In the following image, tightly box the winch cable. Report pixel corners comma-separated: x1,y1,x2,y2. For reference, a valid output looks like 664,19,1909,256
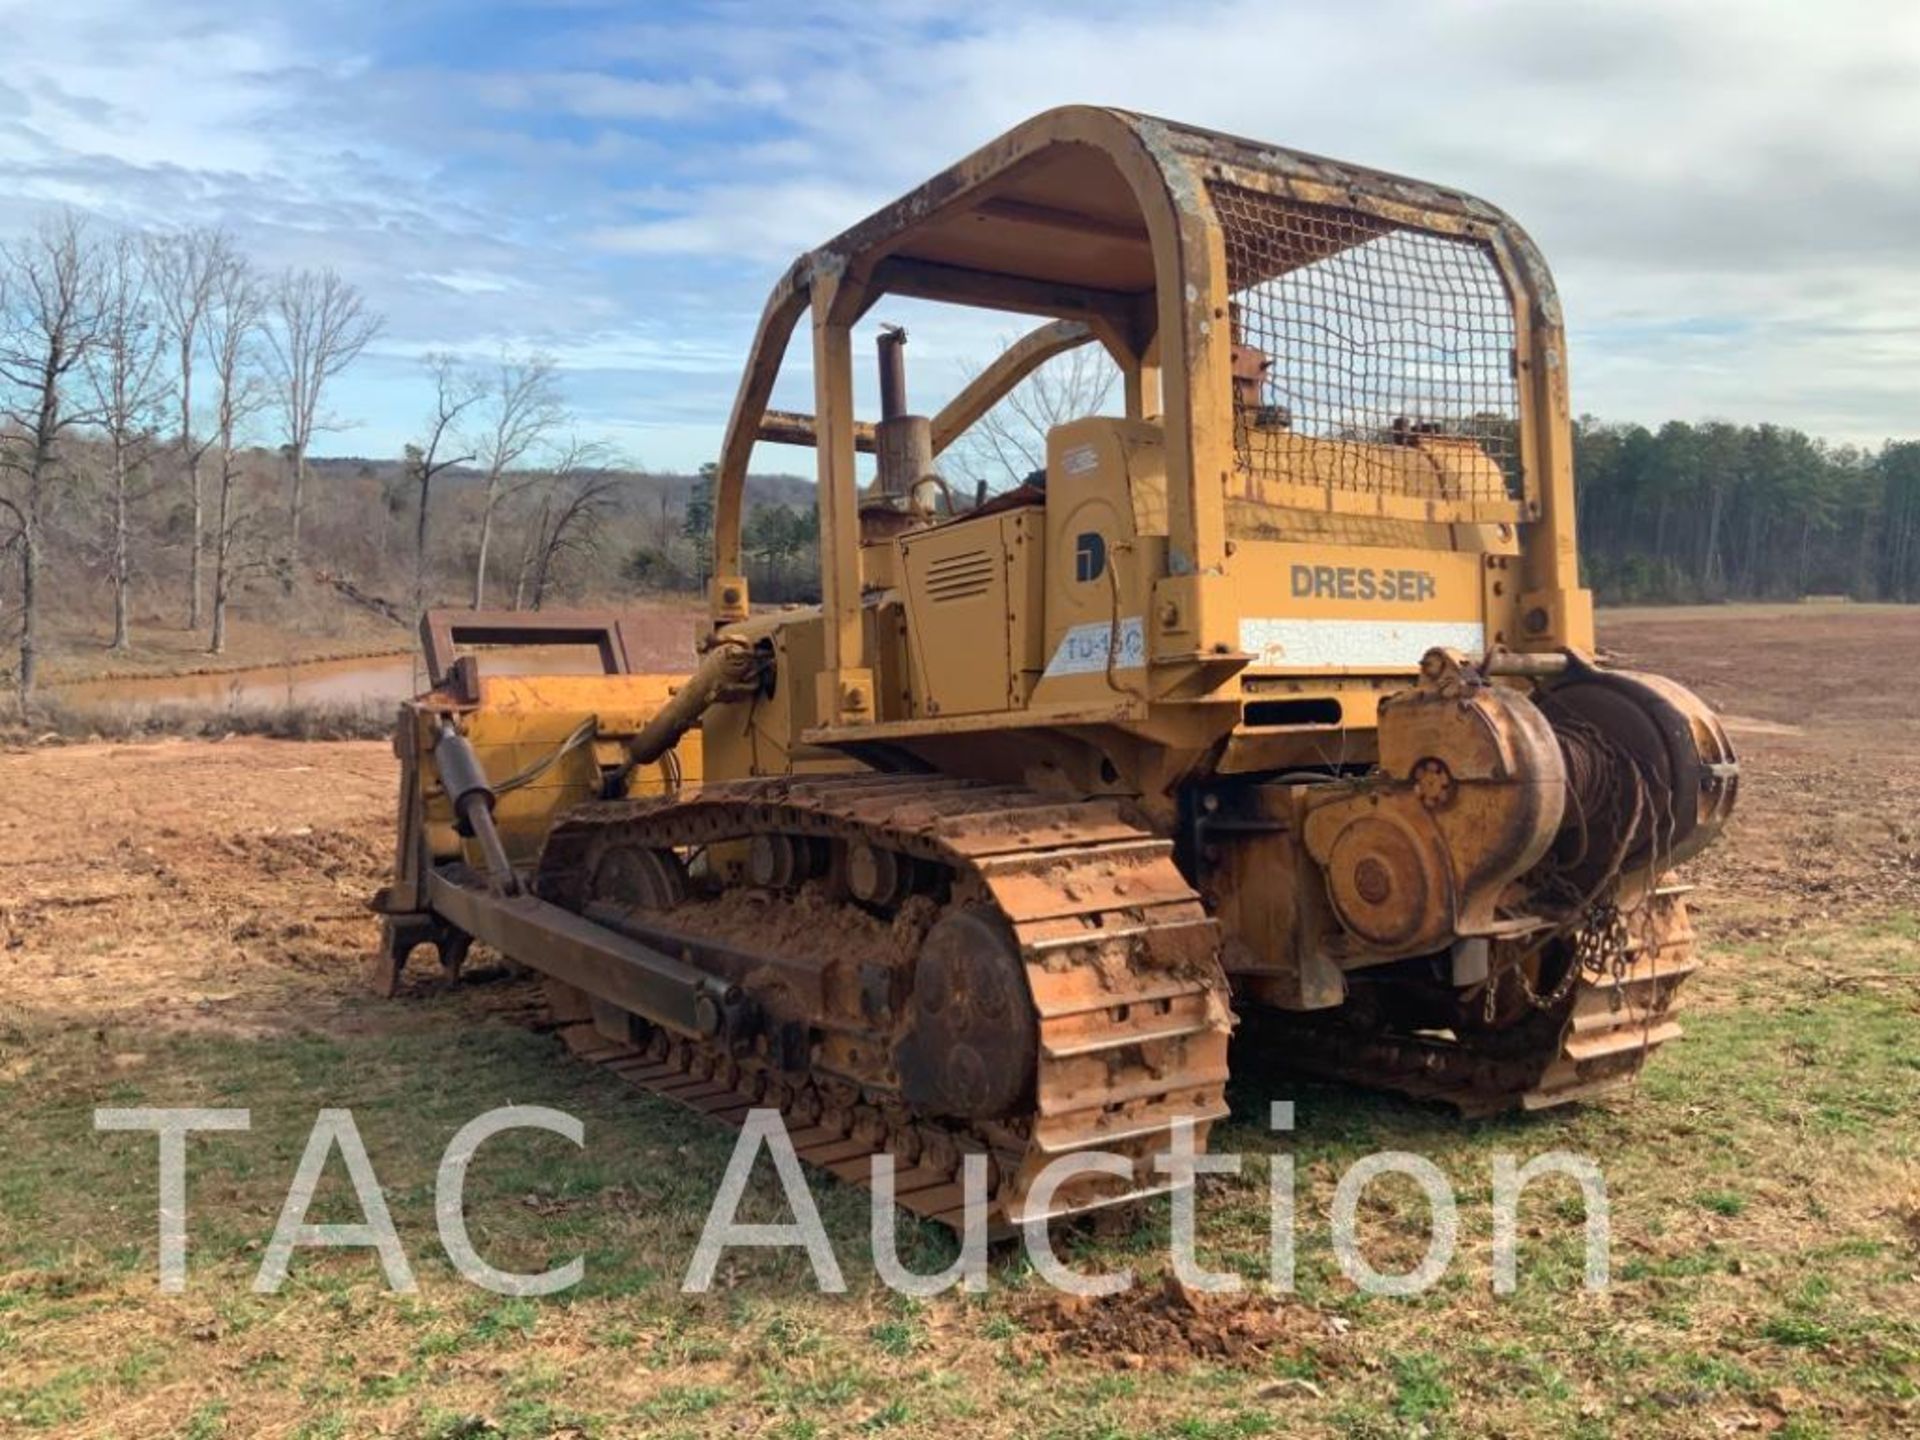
1483,713,1664,1020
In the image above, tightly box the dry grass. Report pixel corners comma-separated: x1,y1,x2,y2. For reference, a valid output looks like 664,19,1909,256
35,606,409,689
3,697,396,744
31,590,704,690
1,923,1913,1440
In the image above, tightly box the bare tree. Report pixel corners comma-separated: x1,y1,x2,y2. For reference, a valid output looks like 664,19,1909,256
267,267,382,563
512,437,618,610
943,343,1119,493
0,212,106,706
467,350,562,609
203,252,269,655
146,228,232,631
406,354,484,622
85,233,172,651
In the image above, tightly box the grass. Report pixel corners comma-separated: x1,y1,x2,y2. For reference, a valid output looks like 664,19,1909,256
1,916,1917,1438
2,696,394,743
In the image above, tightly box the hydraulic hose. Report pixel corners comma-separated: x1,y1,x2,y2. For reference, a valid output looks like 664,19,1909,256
628,637,761,768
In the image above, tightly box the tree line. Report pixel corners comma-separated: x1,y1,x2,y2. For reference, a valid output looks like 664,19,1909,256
620,462,821,604
394,352,626,620
0,212,641,711
663,413,1920,609
1574,418,1920,603
0,213,384,702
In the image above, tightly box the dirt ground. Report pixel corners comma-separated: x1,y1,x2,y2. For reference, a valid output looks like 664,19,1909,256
1598,604,1920,939
6,603,1912,1030
0,603,1915,1439
0,739,396,1043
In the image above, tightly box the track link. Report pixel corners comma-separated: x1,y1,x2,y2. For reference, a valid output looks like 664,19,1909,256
533,775,1236,1232
1264,885,1699,1116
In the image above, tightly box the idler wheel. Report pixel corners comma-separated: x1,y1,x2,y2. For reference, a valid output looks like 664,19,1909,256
894,908,1036,1120
591,845,688,908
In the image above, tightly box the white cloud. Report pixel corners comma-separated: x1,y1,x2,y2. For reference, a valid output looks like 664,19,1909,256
413,269,522,296
474,70,786,122
3,0,1917,463
573,0,1920,445
588,176,886,261
0,3,365,180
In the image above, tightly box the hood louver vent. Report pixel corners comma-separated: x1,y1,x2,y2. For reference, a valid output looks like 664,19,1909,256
925,549,995,602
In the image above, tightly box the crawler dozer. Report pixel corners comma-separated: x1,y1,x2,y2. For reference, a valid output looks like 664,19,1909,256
372,109,1738,1231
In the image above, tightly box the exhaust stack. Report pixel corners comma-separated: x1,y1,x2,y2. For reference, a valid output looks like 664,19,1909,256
872,325,934,498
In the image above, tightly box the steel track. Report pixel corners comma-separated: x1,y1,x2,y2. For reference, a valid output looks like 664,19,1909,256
531,774,1236,1232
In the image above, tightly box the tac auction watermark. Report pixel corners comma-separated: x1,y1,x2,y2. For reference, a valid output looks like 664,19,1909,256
91,1103,1611,1299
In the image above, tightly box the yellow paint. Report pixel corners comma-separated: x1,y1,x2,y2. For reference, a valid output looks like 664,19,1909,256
413,108,1599,865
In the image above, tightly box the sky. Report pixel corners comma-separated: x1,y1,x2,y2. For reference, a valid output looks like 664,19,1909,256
1,0,1916,470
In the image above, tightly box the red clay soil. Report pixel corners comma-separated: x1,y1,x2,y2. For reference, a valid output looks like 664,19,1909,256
1599,605,1920,935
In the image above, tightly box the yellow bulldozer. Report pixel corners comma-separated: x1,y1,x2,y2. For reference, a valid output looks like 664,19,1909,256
370,108,1738,1232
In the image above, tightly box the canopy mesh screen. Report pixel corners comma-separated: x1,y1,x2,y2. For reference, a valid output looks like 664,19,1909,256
1209,182,1522,503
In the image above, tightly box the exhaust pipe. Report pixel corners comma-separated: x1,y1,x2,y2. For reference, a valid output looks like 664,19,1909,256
873,325,934,498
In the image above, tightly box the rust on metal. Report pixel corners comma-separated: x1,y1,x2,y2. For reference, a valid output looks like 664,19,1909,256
418,608,632,690
758,409,878,453
521,774,1234,1230
373,107,1741,1238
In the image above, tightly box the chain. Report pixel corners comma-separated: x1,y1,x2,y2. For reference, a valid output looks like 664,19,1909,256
1576,897,1635,997
1482,707,1657,1022
1485,898,1618,1022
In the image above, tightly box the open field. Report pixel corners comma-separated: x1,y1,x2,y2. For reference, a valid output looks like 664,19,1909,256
36,596,704,689
18,599,707,744
1,606,1916,1439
